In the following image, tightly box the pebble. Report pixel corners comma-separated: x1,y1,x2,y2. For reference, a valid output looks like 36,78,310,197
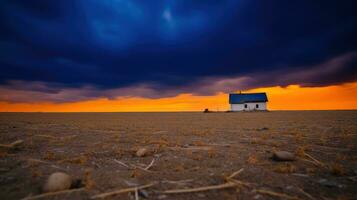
43,172,72,193
272,151,295,161
136,148,148,157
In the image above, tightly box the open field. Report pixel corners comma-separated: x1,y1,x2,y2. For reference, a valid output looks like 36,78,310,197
0,111,356,200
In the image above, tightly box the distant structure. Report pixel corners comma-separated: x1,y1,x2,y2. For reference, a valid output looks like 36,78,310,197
229,92,268,111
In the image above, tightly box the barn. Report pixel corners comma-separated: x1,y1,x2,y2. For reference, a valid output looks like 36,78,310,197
229,93,268,111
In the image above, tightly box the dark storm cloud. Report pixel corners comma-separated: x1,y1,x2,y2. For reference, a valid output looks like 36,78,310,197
0,0,357,102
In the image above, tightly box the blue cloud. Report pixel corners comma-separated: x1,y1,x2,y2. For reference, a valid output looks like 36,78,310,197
0,0,357,101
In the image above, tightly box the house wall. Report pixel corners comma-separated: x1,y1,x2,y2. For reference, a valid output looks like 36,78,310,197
230,102,267,111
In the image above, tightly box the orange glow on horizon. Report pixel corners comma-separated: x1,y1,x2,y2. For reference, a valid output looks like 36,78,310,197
1,82,357,112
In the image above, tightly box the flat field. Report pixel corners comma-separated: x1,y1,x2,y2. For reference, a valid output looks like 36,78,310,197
0,111,356,200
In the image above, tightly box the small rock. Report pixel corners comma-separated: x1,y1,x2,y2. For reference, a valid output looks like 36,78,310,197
136,148,148,157
43,172,72,193
272,151,295,161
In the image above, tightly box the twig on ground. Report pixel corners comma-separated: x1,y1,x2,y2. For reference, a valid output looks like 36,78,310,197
168,146,213,151
162,179,194,185
91,182,157,199
227,168,244,179
256,189,300,200
144,158,155,170
297,188,316,200
205,143,231,147
152,130,168,134
304,153,325,167
0,140,24,149
114,159,153,172
291,173,309,178
135,187,139,200
22,188,85,200
300,158,320,166
25,158,66,170
225,168,250,187
227,179,251,188
27,158,51,164
114,159,133,169
135,166,153,173
34,135,57,139
162,182,237,194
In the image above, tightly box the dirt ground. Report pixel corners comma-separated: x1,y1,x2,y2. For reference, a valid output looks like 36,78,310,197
0,111,356,200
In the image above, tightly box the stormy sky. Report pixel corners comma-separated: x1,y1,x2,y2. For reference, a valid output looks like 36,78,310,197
1,0,357,102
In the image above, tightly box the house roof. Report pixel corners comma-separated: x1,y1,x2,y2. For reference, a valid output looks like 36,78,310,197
229,93,268,104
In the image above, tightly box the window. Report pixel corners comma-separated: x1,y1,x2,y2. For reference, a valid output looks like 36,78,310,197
244,104,247,108
256,104,259,108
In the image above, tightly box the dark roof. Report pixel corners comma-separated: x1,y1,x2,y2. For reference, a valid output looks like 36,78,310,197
229,93,268,104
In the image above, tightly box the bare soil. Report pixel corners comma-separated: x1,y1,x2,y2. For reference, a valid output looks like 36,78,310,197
0,111,356,200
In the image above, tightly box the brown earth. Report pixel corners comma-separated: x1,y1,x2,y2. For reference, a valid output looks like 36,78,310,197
0,111,356,200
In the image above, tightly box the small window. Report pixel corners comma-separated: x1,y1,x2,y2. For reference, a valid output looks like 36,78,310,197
256,104,259,108
244,104,247,108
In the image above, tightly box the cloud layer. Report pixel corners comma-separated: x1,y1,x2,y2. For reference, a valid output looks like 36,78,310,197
1,52,356,103
0,0,357,102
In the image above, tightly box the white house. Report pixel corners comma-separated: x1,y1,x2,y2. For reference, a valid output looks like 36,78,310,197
229,92,268,111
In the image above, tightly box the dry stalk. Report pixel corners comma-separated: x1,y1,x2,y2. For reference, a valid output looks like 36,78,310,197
168,146,212,151
0,140,24,149
204,143,231,147
162,182,237,194
304,152,325,167
300,158,320,166
227,168,244,179
162,179,194,185
135,187,139,200
303,152,330,170
256,189,300,200
227,178,251,188
25,158,66,170
21,188,85,200
27,158,51,164
144,158,155,170
34,135,57,139
296,188,316,200
91,182,157,199
114,159,154,172
114,159,134,169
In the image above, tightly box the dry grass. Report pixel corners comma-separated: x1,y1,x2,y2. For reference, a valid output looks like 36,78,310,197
0,111,356,200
